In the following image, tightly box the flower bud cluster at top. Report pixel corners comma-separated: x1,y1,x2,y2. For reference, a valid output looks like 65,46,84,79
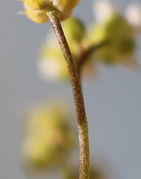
23,0,79,23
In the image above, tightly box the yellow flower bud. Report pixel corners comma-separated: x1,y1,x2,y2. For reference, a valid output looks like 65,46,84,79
63,17,86,44
53,0,79,12
25,9,49,23
59,10,72,21
22,101,75,170
23,0,80,23
39,44,68,80
23,0,79,11
23,136,49,169
88,15,135,66
23,0,50,10
62,17,86,56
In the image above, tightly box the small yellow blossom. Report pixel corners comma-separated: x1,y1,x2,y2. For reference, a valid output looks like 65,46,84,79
63,17,86,44
88,15,136,66
25,9,49,23
23,0,79,23
22,101,75,170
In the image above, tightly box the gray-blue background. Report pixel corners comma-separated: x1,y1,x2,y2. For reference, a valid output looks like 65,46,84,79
0,0,141,178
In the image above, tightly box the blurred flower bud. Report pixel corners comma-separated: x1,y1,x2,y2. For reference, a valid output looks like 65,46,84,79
93,0,116,23
23,0,79,23
118,55,139,72
88,15,136,67
125,3,141,33
39,36,68,81
62,17,86,56
23,136,51,170
88,24,108,45
22,101,75,171
63,17,86,44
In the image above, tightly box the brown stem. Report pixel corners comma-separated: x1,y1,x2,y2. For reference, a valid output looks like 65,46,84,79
77,40,109,74
47,10,89,179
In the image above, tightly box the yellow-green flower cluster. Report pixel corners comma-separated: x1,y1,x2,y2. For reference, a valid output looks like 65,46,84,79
23,0,79,23
90,0,138,69
38,14,138,81
88,14,136,66
22,102,75,170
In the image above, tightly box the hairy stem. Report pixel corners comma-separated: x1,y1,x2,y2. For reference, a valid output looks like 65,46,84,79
47,10,89,179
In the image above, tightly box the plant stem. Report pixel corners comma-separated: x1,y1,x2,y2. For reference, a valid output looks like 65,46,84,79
47,10,89,179
77,40,109,74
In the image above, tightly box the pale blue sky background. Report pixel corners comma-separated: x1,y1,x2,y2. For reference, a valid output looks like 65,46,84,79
0,0,141,178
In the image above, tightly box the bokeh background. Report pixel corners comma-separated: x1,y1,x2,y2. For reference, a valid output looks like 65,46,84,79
0,0,141,178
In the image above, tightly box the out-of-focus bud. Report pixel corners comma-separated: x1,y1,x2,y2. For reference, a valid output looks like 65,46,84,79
93,0,116,23
63,17,86,56
39,36,68,81
63,17,86,44
88,14,136,67
125,3,141,33
88,24,108,45
22,0,80,23
22,101,75,171
118,55,139,72
23,136,51,170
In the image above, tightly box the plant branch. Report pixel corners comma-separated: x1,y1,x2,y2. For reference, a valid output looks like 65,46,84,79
47,10,89,179
77,40,109,74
